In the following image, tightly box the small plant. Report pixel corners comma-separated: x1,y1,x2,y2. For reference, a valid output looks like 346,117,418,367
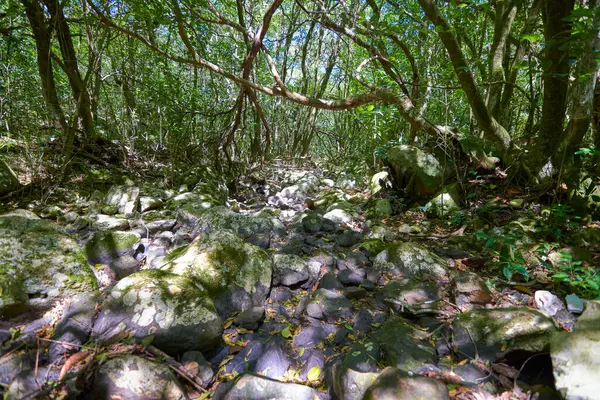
550,251,600,299
474,230,529,281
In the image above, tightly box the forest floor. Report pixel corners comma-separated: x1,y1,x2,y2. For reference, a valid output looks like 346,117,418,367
0,156,599,399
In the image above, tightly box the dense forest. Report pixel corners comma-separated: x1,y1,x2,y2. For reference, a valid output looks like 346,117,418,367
0,0,599,399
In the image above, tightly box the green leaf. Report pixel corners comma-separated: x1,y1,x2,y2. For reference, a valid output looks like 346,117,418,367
307,365,322,381
298,347,305,357
281,326,293,339
344,324,354,331
503,265,513,280
140,335,155,348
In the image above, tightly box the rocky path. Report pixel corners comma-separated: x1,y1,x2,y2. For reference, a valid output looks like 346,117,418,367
0,167,598,399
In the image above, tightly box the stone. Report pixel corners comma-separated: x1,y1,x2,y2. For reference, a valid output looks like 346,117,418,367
0,210,97,319
181,351,214,388
374,242,448,280
105,184,140,215
214,374,317,400
89,355,186,400
551,300,600,400
85,231,140,265
233,306,265,330
367,198,393,218
324,208,354,225
382,279,441,313
305,289,353,322
566,293,585,314
92,270,222,354
301,211,324,233
338,269,364,286
425,183,462,217
387,145,442,198
534,290,565,317
448,307,557,363
332,342,381,400
272,254,309,287
335,231,364,247
363,367,450,400
0,351,35,386
369,171,391,195
0,159,19,196
139,196,163,212
91,214,130,231
372,318,436,372
452,271,493,311
108,254,140,279
161,229,272,319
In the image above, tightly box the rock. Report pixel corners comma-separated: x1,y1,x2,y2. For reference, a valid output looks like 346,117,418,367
425,183,462,217
272,254,309,287
551,300,600,400
363,367,450,400
335,231,364,247
85,231,140,264
105,184,140,215
0,159,20,196
382,279,441,313
0,351,36,386
534,290,565,317
91,214,130,231
369,171,391,196
448,308,557,363
367,198,393,218
140,196,163,212
452,271,493,311
338,269,364,286
233,306,265,330
566,293,585,314
374,242,448,280
89,355,187,400
101,204,119,215
161,229,272,318
323,208,354,225
372,318,436,371
108,254,140,279
41,205,62,218
214,374,317,400
332,344,380,400
92,270,222,354
181,351,214,388
0,210,97,319
301,211,324,233
387,145,442,198
306,289,353,322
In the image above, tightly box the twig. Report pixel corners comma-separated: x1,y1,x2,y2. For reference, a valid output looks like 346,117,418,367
146,345,207,393
38,337,96,351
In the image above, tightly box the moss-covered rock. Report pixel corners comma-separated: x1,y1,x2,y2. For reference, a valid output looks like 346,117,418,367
161,229,272,318
105,184,140,215
92,270,222,354
424,183,462,218
369,171,391,196
363,367,449,400
365,198,393,219
387,145,442,199
448,307,557,363
85,231,140,264
89,355,186,400
0,210,97,318
373,242,448,280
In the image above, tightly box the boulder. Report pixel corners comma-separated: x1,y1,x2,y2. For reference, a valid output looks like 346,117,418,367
161,229,272,318
366,198,393,218
105,184,140,215
452,271,493,311
369,171,391,196
387,145,442,198
382,279,441,313
551,300,600,400
85,231,140,264
272,254,310,287
323,208,355,225
447,307,557,363
92,270,222,354
0,210,97,318
91,214,130,231
332,342,381,400
374,242,448,280
363,367,450,400
89,355,187,400
0,159,19,196
214,374,317,400
139,196,164,212
305,289,353,322
425,183,462,218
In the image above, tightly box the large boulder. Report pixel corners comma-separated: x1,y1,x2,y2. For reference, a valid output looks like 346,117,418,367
387,145,442,198
0,210,97,318
447,307,557,363
551,300,600,400
0,159,20,196
89,355,187,400
105,183,140,215
363,367,450,400
85,231,140,265
160,229,272,318
373,242,448,280
92,270,222,354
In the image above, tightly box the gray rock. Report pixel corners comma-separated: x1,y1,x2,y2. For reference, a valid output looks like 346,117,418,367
0,159,19,196
387,145,442,198
335,231,363,247
425,183,462,217
374,242,448,280
382,279,441,313
534,290,565,317
449,307,557,363
369,171,391,195
233,306,264,330
181,351,214,388
363,367,450,400
89,355,187,400
332,343,381,400
0,351,35,386
92,214,130,231
140,196,163,212
92,270,222,354
566,293,585,314
161,229,272,319
272,254,309,287
85,231,140,265
452,271,493,311
108,254,140,279
105,184,140,215
0,210,97,319
214,374,317,400
306,289,353,322
551,300,600,400
324,208,354,225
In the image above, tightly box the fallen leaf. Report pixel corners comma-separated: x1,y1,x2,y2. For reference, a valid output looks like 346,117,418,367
307,365,321,382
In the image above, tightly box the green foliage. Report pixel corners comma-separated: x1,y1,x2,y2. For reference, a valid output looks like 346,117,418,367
474,230,529,281
539,204,580,241
550,251,600,299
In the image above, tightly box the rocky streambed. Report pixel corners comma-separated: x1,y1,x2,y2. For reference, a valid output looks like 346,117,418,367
0,168,598,399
